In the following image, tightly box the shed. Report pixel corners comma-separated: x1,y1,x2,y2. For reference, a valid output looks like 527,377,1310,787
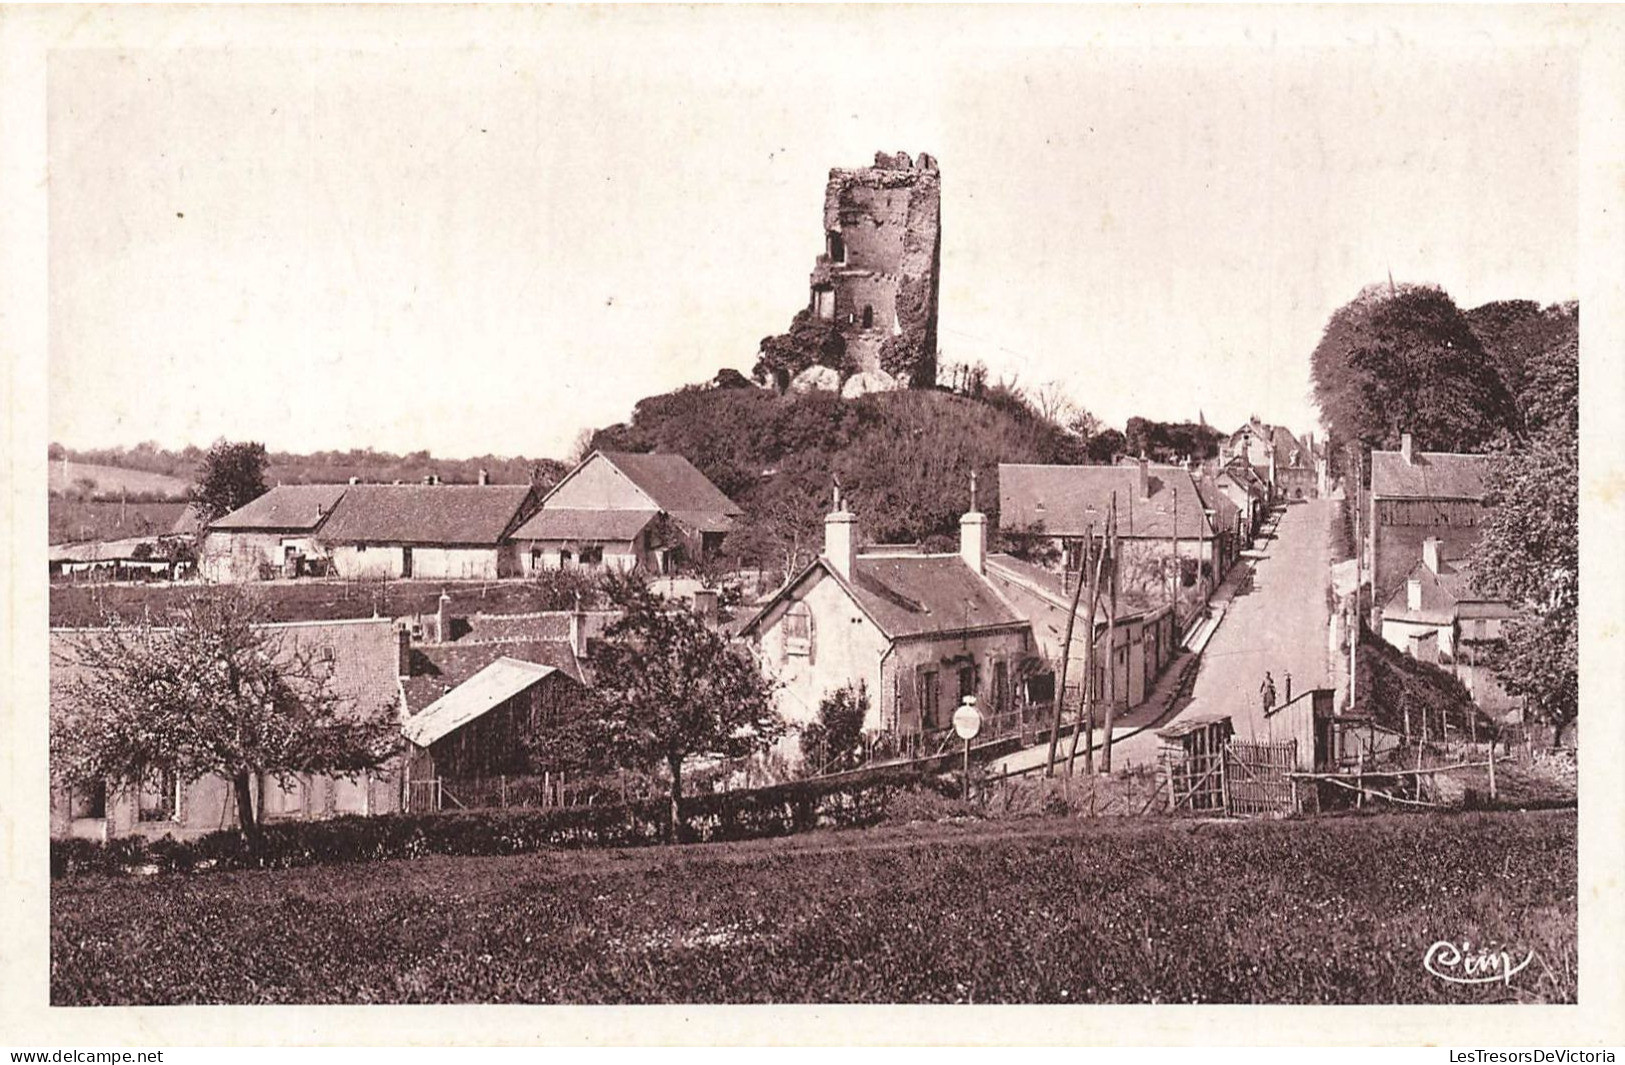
1156,713,1233,812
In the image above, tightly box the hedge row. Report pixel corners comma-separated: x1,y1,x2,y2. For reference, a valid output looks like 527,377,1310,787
51,767,956,878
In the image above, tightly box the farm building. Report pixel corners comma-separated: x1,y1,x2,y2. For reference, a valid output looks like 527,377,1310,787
509,451,741,575
199,484,348,582
49,617,405,842
49,536,181,581
317,483,539,580
739,496,1033,740
998,459,1237,619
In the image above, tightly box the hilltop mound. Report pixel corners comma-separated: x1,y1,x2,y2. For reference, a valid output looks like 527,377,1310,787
589,384,1086,576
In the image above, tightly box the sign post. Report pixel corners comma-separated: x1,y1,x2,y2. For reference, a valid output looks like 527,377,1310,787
953,696,982,801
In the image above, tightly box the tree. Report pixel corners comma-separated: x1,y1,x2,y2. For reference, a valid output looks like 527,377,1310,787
573,573,783,839
1469,333,1578,745
190,440,269,525
800,681,869,775
1310,284,1518,460
51,587,400,846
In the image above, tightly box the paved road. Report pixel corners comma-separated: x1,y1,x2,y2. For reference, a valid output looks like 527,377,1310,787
1109,499,1337,769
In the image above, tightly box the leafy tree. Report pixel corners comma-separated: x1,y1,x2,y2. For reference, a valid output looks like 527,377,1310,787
753,309,849,389
1123,418,1222,463
51,587,400,846
1465,299,1578,425
1085,427,1127,464
1470,333,1578,745
569,573,783,840
190,440,269,525
1310,284,1518,459
800,681,869,775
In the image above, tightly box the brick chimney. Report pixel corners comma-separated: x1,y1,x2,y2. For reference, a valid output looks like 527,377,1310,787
1422,537,1441,575
1400,433,1414,465
960,509,987,575
824,489,858,581
436,590,452,644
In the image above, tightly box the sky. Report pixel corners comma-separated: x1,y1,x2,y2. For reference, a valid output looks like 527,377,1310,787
46,7,1580,461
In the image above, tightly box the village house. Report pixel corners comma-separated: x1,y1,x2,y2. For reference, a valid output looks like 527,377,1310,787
509,450,742,575
50,617,405,841
739,495,1034,742
1367,434,1489,624
316,482,538,580
981,552,1177,713
998,460,1235,623
1219,418,1324,502
1209,458,1269,539
199,483,348,582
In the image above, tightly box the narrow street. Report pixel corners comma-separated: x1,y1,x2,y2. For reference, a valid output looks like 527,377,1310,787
1108,498,1338,769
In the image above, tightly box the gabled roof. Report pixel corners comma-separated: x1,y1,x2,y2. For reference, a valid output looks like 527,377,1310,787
1369,450,1487,500
598,452,742,516
510,507,659,542
317,484,535,544
402,657,558,747
742,553,1028,642
1382,556,1509,624
999,463,1217,540
1271,427,1310,468
208,485,348,532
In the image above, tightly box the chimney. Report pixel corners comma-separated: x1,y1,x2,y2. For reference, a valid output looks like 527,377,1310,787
569,604,589,657
1138,457,1150,501
396,627,411,680
824,494,858,582
478,468,490,486
1422,537,1441,575
1407,577,1422,612
1400,433,1414,465
960,510,987,575
436,590,452,644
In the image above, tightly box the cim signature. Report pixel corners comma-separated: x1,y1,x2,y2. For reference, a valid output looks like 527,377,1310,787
1424,940,1535,986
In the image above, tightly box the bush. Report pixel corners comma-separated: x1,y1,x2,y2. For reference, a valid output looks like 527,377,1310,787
50,768,959,878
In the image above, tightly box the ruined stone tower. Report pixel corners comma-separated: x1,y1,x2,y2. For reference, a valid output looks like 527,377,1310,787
808,151,941,388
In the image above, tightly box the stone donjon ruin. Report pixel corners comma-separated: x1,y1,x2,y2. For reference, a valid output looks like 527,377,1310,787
808,151,941,389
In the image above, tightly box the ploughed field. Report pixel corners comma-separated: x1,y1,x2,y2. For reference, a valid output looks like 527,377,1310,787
52,809,1576,1005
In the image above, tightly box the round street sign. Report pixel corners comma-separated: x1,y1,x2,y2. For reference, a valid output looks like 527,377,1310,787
952,700,982,741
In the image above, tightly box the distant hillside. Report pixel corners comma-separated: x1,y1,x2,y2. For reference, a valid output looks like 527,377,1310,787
47,460,190,500
589,384,1090,576
49,500,191,546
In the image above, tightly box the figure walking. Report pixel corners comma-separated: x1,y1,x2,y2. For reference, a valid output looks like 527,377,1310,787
1260,670,1277,716
1284,670,1293,703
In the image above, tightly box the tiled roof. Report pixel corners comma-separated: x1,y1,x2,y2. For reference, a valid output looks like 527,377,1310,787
598,452,743,517
317,484,535,545
848,554,1026,639
669,509,737,535
999,463,1217,540
402,658,558,747
1381,557,1505,624
208,485,348,532
1370,450,1487,500
510,508,658,542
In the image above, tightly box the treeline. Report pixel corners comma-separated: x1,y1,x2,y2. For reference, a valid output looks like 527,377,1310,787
48,442,568,490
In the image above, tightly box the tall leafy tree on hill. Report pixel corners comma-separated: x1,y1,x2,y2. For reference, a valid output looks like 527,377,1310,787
1470,333,1579,745
51,587,400,847
1310,284,1518,461
190,440,269,525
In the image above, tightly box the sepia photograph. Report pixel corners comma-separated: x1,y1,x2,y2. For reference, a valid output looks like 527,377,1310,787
5,2,1622,1045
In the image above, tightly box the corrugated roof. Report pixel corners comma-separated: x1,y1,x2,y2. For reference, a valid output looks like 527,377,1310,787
999,464,1217,540
317,484,534,544
208,485,348,531
1370,450,1487,500
510,508,658,542
401,657,556,747
599,452,743,517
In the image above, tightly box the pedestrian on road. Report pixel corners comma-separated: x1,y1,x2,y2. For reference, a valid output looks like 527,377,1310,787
1260,671,1277,715
1284,671,1293,703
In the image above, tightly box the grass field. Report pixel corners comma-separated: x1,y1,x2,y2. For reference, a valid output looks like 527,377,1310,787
48,499,191,545
47,460,190,498
50,578,582,626
51,809,1576,1005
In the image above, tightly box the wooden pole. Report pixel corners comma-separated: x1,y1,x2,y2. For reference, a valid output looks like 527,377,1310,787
1487,741,1497,801
1102,495,1120,774
1067,528,1107,776
1046,524,1092,777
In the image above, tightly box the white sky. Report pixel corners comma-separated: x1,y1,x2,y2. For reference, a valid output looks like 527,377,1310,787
46,7,1579,460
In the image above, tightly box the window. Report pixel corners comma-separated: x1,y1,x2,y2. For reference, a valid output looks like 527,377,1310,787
958,665,976,702
138,768,179,822
530,547,542,569
69,780,107,820
579,544,604,566
784,602,813,658
994,661,1009,713
862,305,874,329
919,670,941,729
356,543,368,553
827,231,845,263
560,549,573,567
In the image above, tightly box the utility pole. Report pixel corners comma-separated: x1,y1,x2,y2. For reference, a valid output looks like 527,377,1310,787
1046,524,1091,777
1170,486,1179,633
1348,441,1361,712
1102,494,1120,774
1066,524,1107,777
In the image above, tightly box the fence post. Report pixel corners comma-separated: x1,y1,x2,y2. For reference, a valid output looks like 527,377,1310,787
1487,741,1497,802
436,778,443,812
500,775,507,808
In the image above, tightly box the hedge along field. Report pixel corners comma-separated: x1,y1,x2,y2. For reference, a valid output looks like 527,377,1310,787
52,810,1576,1005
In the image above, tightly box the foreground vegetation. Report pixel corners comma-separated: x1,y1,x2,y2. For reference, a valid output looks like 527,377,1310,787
52,808,1575,1005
